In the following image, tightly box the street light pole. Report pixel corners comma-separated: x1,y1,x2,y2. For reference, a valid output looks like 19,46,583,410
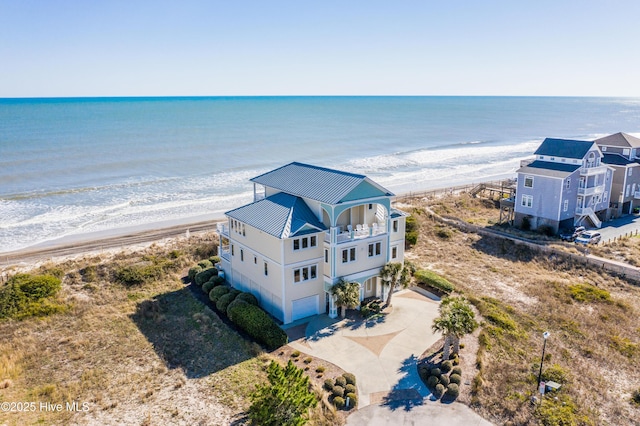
537,331,551,390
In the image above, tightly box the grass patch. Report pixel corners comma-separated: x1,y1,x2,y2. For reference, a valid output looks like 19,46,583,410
568,283,612,303
0,273,66,320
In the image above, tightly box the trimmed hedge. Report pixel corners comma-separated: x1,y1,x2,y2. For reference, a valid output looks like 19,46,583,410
427,375,439,388
226,298,248,317
209,285,230,303
414,269,454,293
345,384,356,395
188,266,203,283
332,385,344,398
197,259,213,269
335,376,347,388
345,392,357,408
343,373,356,386
333,396,345,409
236,292,259,306
449,373,462,385
445,383,460,399
226,301,288,349
216,292,238,313
195,267,218,286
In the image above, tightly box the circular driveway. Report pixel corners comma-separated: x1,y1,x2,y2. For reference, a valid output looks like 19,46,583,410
287,287,493,425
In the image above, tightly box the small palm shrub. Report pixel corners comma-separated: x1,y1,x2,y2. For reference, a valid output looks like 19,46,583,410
449,373,462,385
427,375,439,388
332,385,344,398
343,373,356,385
445,383,460,399
440,374,450,387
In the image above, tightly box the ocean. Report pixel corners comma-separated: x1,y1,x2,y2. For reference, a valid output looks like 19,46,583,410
1,96,640,253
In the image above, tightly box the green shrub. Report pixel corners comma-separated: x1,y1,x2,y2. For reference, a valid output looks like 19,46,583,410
541,364,569,384
430,367,441,377
435,226,453,240
315,366,325,373
195,268,218,286
0,274,64,320
414,270,454,293
449,373,462,385
445,383,459,399
226,302,288,349
202,280,216,294
521,216,531,231
345,384,356,395
405,231,418,247
569,283,612,303
236,292,259,306
441,360,453,373
209,256,221,264
434,383,445,398
419,365,430,381
335,376,347,388
188,266,203,283
632,388,640,406
291,350,301,358
324,379,334,392
439,374,450,387
197,259,213,269
209,275,225,287
427,375,439,388
452,366,462,376
216,292,238,313
114,266,146,286
453,356,460,366
333,396,345,409
226,299,249,318
343,373,356,386
303,357,312,364
209,285,230,304
345,392,357,408
332,385,344,398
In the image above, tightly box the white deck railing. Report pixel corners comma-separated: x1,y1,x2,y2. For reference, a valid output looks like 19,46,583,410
325,224,386,244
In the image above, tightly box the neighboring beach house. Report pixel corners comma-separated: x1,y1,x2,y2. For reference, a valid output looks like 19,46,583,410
216,162,407,324
594,132,640,217
515,138,613,233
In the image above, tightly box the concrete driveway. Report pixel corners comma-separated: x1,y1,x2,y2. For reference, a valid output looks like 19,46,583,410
598,214,640,243
286,287,493,425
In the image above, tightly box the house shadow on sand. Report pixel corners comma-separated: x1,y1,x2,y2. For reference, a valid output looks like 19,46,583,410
130,286,254,379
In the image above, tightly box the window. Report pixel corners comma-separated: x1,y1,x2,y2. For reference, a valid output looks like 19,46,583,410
629,168,633,177
563,200,569,212
393,220,398,232
368,203,373,210
626,185,631,197
240,249,244,261
391,246,398,259
550,157,555,161
294,265,317,283
254,256,257,264
368,242,381,257
324,249,328,263
539,156,545,160
524,176,534,188
601,146,607,152
604,192,608,202
231,245,235,256
293,236,317,251
565,178,571,189
342,247,356,263
521,195,533,208
623,148,630,156
264,262,268,276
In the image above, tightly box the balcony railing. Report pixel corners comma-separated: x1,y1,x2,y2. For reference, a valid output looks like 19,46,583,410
217,223,229,236
580,165,608,176
577,185,604,196
575,206,594,216
324,223,386,244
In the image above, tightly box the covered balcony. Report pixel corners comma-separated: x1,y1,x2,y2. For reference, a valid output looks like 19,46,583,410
577,185,604,196
323,223,387,244
580,164,608,177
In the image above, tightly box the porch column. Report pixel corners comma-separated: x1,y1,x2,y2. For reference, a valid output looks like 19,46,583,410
328,293,338,319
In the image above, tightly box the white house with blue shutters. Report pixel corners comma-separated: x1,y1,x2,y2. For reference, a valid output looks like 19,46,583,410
216,162,407,324
514,138,614,233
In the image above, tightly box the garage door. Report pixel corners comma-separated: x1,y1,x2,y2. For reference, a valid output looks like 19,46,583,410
292,295,319,322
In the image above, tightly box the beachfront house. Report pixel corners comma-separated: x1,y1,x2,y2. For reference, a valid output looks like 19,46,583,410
514,138,613,233
216,162,407,324
595,132,640,217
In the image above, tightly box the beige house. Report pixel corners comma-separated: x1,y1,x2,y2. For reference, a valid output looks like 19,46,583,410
217,162,407,324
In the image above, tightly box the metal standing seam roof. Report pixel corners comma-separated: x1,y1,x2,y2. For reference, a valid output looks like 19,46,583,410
534,138,596,159
226,192,327,238
595,132,640,148
250,162,393,204
602,153,637,166
517,160,581,178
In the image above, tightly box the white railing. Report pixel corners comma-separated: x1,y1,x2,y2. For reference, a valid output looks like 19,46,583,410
577,185,604,196
324,224,386,244
217,223,229,236
575,206,594,216
580,165,608,176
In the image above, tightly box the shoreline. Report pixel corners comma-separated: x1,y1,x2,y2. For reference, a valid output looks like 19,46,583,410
0,176,515,269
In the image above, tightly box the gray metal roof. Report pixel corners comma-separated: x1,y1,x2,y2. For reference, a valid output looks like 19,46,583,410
534,138,595,159
517,160,581,178
595,132,640,148
226,192,327,238
250,162,393,204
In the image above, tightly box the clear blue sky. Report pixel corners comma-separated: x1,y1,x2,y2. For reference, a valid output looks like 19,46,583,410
1,1,639,97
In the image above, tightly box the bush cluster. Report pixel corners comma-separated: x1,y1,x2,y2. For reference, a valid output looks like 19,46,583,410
327,373,358,409
209,285,230,303
405,215,418,247
226,301,288,350
0,274,64,320
414,269,454,294
422,361,462,401
195,267,218,286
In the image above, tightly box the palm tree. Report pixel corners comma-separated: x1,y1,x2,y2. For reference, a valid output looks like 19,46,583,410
330,279,360,318
379,262,411,308
431,296,478,360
